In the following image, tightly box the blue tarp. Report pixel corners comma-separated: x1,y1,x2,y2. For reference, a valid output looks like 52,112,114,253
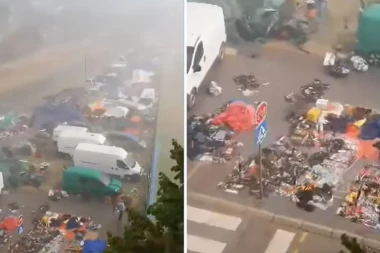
82,240,107,253
360,119,380,140
30,101,86,131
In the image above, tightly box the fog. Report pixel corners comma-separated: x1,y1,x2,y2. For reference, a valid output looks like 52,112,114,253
0,0,183,62
0,0,184,183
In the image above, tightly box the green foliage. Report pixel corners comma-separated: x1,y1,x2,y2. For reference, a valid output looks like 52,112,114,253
106,139,184,253
340,234,367,253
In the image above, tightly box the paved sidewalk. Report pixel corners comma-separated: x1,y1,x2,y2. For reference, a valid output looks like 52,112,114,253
188,197,347,253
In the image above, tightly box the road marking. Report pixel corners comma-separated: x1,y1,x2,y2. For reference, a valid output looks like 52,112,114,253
292,249,299,253
264,229,296,253
299,232,308,243
225,47,238,56
187,234,226,253
187,206,242,231
187,162,205,181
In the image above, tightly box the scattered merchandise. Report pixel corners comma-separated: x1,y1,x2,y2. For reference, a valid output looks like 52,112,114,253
187,102,245,162
7,208,102,253
285,79,330,104
233,74,260,91
337,164,380,229
208,81,222,96
217,98,378,213
233,75,269,94
48,189,69,201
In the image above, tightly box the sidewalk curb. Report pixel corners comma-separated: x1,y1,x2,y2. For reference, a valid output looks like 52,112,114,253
188,192,380,248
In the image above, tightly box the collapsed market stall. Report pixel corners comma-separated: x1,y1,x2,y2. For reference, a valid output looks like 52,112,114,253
337,164,380,230
218,97,380,212
187,101,255,162
7,204,104,253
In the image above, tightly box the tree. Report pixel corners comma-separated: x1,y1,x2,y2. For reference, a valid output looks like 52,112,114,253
106,139,184,253
339,234,368,253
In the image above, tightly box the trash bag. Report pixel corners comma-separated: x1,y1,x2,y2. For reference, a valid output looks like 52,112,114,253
350,55,369,71
209,81,222,96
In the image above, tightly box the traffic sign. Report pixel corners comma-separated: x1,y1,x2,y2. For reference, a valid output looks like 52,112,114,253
17,215,23,227
255,120,268,145
255,102,268,126
17,225,23,235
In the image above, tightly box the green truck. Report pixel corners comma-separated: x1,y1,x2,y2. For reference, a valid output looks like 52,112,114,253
62,167,122,197
355,3,380,66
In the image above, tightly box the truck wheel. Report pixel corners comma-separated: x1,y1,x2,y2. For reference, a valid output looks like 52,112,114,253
368,51,380,67
187,89,197,109
217,42,226,61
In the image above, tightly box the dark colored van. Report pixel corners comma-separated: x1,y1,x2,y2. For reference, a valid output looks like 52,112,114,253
355,4,380,65
62,167,122,197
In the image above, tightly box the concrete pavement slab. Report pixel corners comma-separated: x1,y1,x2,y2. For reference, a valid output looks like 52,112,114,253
188,46,380,241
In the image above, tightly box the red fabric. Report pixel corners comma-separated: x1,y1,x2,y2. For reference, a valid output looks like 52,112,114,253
0,217,18,232
211,102,255,132
124,129,140,135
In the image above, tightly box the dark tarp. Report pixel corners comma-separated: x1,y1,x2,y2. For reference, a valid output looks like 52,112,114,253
30,101,86,132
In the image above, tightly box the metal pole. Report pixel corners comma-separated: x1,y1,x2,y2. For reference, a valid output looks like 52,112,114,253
258,143,263,199
84,56,87,82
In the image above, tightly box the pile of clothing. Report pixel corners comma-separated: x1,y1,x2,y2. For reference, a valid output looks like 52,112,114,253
187,115,242,163
337,164,380,229
187,102,253,162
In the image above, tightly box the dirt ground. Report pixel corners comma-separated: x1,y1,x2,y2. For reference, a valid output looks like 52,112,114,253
0,42,110,94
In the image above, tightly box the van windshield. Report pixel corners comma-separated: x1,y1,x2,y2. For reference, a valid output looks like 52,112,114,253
125,154,136,168
187,46,194,73
100,174,111,185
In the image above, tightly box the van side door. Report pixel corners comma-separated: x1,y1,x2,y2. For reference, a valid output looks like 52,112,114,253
188,40,208,91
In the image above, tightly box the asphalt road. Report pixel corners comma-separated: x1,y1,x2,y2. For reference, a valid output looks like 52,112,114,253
188,196,346,253
187,45,380,239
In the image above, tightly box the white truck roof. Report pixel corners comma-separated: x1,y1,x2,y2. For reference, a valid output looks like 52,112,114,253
75,143,127,157
187,2,224,47
59,132,106,144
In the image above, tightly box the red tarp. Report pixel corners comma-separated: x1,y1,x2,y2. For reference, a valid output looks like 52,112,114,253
211,102,255,132
0,216,18,232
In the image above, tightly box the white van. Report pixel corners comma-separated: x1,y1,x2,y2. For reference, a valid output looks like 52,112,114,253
73,143,143,178
57,132,108,156
53,125,88,141
187,2,227,109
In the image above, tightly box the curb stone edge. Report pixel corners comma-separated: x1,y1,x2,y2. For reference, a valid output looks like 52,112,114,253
188,192,380,249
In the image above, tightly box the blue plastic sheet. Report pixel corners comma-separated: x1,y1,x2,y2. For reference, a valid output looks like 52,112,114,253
360,119,380,140
82,240,107,253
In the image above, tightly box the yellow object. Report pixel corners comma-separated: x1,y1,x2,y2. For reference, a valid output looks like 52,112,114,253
41,216,48,225
345,192,358,203
306,107,321,123
353,118,367,128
